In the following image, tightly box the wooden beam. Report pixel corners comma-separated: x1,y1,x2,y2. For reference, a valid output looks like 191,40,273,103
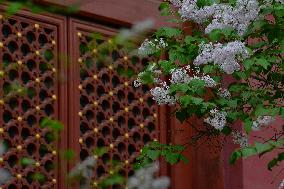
41,0,170,28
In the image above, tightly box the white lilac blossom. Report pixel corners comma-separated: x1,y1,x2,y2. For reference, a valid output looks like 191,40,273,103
279,179,284,189
150,82,176,105
193,41,249,74
263,0,284,6
138,38,168,56
204,109,227,130
149,66,217,104
175,0,259,35
170,0,182,7
68,156,96,189
170,68,191,84
169,67,217,87
218,88,231,98
0,142,11,185
134,78,143,88
252,115,275,131
138,39,156,56
0,168,11,185
127,162,170,189
206,0,259,35
232,131,249,148
200,75,217,87
118,20,154,43
178,0,217,23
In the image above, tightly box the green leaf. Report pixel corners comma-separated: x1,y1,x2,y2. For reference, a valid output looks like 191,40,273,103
203,65,218,74
40,118,64,132
222,126,232,135
280,108,284,119
156,27,182,38
254,105,279,117
63,149,75,160
184,35,202,44
255,142,272,154
241,147,257,157
280,39,284,53
196,0,219,7
268,152,284,171
230,140,284,165
6,2,23,15
176,110,188,123
165,153,180,165
188,79,206,93
255,58,270,69
100,175,124,187
159,2,170,16
229,150,242,164
138,70,155,84
244,118,252,134
146,150,160,160
170,83,190,93
180,95,204,107
168,47,188,64
93,147,108,157
208,29,222,41
179,155,189,164
30,5,43,13
268,158,278,171
191,96,204,105
243,59,254,70
158,60,177,75
227,99,238,109
180,96,191,107
229,83,248,93
33,173,45,182
278,152,284,161
20,157,35,167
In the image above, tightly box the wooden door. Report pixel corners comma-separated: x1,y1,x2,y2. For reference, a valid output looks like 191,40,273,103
67,18,169,188
0,8,171,189
0,7,68,189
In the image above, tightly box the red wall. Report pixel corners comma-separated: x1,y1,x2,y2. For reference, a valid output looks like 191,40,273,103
242,117,283,189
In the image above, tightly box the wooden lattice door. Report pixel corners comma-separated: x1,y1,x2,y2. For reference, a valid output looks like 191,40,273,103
0,8,68,189
68,18,168,188
0,8,169,189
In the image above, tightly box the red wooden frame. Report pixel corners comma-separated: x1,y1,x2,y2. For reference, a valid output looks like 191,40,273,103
67,17,171,188
0,6,68,189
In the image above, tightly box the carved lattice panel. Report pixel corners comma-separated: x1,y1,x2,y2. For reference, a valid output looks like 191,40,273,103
0,11,65,189
69,20,161,188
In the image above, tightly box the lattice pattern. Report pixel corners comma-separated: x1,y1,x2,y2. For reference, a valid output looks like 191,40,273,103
0,14,58,188
76,31,159,186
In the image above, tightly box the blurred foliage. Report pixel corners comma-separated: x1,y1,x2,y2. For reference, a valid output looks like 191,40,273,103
0,0,79,15
135,141,188,169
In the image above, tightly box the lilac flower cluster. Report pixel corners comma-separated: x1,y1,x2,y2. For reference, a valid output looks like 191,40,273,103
138,38,168,56
127,162,170,189
68,156,96,189
204,109,227,130
171,0,259,35
252,115,275,131
279,179,284,189
150,82,177,105
147,66,217,105
218,88,231,98
170,67,217,87
232,131,249,148
193,41,250,74
0,141,11,185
